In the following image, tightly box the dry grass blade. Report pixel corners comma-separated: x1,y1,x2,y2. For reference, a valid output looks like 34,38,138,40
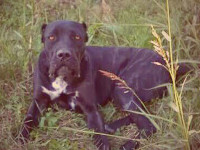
187,115,193,132
152,61,168,71
168,101,179,112
60,126,145,142
162,30,171,42
150,40,159,47
99,70,128,88
151,26,170,70
151,25,160,40
102,0,111,14
101,0,113,22
189,130,200,135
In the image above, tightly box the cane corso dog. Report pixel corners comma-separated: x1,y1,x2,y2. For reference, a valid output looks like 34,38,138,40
20,20,190,150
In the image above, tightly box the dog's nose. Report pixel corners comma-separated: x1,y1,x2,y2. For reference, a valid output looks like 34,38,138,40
57,49,71,60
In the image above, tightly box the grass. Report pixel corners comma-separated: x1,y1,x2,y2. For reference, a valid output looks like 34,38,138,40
0,0,200,149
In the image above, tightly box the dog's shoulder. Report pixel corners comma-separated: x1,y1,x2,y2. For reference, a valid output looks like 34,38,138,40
37,49,49,72
33,49,51,93
38,49,48,63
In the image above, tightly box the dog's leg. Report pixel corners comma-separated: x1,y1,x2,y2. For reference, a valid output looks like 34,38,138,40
76,84,110,150
19,98,49,143
112,86,156,150
87,110,110,150
105,115,132,134
77,102,110,150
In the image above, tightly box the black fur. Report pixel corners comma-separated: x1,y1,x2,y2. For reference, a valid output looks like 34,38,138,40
19,20,191,150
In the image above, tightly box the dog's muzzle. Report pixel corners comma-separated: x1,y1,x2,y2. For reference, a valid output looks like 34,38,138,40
48,60,80,83
56,49,71,61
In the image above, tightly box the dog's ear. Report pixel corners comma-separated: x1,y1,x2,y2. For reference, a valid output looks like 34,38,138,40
41,23,47,43
82,22,87,31
82,22,88,42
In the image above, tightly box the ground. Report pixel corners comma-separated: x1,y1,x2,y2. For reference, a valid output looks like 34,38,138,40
0,0,200,150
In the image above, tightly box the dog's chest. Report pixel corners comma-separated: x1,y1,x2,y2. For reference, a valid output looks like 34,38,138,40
42,77,68,100
41,77,79,110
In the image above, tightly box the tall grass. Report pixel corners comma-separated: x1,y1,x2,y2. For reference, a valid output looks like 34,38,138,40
166,0,190,149
0,0,199,149
151,0,190,149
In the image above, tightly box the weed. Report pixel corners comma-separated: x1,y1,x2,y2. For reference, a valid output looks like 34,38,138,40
0,0,199,150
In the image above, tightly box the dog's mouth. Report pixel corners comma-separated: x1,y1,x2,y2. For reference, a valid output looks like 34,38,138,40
49,65,78,83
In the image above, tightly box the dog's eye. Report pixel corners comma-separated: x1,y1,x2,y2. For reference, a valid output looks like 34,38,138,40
74,35,81,40
48,35,56,41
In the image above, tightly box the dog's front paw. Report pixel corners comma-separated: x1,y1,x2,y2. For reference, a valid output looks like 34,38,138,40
120,140,139,150
94,135,110,150
104,124,115,134
18,114,34,144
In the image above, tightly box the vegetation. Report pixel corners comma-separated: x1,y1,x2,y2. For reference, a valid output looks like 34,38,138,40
0,0,199,149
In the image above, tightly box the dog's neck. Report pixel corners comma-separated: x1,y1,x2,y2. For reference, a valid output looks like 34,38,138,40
72,55,89,85
42,76,68,100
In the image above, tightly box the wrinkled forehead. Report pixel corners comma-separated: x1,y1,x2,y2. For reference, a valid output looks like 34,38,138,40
45,20,85,35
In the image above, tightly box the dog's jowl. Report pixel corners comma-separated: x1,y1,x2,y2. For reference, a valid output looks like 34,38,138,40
20,20,190,150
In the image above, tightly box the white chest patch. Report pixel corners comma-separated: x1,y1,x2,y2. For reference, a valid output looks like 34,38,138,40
42,76,68,100
70,100,76,110
69,91,79,110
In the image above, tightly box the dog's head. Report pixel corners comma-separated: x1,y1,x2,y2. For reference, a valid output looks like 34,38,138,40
41,20,88,83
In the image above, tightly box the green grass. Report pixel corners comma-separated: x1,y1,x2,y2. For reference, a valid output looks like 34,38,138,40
0,0,200,149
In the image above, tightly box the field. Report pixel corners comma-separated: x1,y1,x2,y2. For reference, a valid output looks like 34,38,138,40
0,0,200,149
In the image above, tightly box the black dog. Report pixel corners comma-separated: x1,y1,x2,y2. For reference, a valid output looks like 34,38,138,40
20,20,190,150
